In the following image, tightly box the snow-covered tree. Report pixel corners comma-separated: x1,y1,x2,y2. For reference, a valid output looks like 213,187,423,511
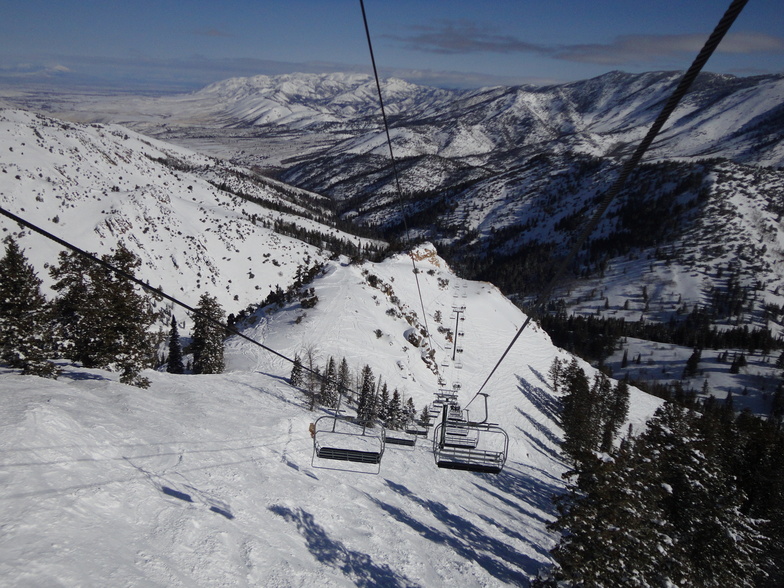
377,382,390,423
418,405,431,428
190,293,225,375
356,364,377,426
638,402,764,586
0,238,58,378
319,356,338,408
544,443,672,587
50,245,160,387
599,379,630,452
336,356,351,400
559,359,598,462
387,388,403,430
544,401,766,587
404,397,416,427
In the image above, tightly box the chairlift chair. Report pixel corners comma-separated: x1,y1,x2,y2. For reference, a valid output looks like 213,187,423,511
385,429,417,447
312,414,385,473
433,394,508,474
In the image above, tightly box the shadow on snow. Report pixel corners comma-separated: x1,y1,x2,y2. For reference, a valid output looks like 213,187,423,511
374,478,538,586
268,504,420,588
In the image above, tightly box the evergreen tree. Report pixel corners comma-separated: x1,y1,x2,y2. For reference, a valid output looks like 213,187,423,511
49,249,96,365
683,347,701,378
599,380,630,452
166,314,184,374
548,357,563,394
0,238,58,378
377,382,390,423
418,405,431,428
387,388,403,430
404,397,416,426
302,347,321,410
636,402,764,586
319,356,338,407
545,402,766,587
190,293,225,375
50,245,160,387
289,353,303,387
356,364,377,426
544,443,672,587
560,359,598,462
336,356,351,401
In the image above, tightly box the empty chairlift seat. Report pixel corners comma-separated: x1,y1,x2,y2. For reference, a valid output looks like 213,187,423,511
433,422,508,474
432,398,509,474
312,416,385,473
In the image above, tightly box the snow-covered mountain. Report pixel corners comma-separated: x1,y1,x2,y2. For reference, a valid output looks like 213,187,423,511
0,73,777,584
27,70,782,169
5,65,784,406
0,108,375,318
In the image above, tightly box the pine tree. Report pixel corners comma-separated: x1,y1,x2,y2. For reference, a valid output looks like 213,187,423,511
546,402,766,587
319,356,338,407
289,353,303,387
377,382,390,423
190,293,225,375
49,249,95,365
545,443,672,587
599,380,630,452
683,347,701,378
49,245,160,387
387,388,403,430
560,359,598,462
166,314,184,374
0,238,58,378
302,346,320,410
548,357,563,394
404,397,416,427
96,246,160,387
418,405,431,428
636,402,764,586
336,357,351,401
356,364,377,426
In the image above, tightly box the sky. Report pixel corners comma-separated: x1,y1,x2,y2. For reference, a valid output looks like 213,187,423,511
1,0,783,93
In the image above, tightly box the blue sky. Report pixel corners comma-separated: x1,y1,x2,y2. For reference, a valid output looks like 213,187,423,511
1,0,782,92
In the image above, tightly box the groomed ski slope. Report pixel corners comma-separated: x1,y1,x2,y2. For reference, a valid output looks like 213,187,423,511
0,248,662,587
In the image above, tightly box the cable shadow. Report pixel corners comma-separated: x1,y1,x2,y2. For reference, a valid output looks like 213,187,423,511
268,504,420,588
0,435,302,469
1,455,263,501
378,479,536,586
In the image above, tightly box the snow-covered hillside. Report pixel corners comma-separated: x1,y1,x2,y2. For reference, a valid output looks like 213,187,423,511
0,242,662,586
0,109,370,318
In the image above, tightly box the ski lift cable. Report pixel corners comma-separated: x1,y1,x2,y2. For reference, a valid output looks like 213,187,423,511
468,0,749,403
358,0,433,352
0,204,355,395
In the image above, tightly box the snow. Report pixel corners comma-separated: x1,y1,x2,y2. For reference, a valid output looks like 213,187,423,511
0,105,672,585
0,243,663,586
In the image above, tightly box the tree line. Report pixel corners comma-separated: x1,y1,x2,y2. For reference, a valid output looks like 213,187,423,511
0,237,226,388
289,352,419,431
538,358,784,586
